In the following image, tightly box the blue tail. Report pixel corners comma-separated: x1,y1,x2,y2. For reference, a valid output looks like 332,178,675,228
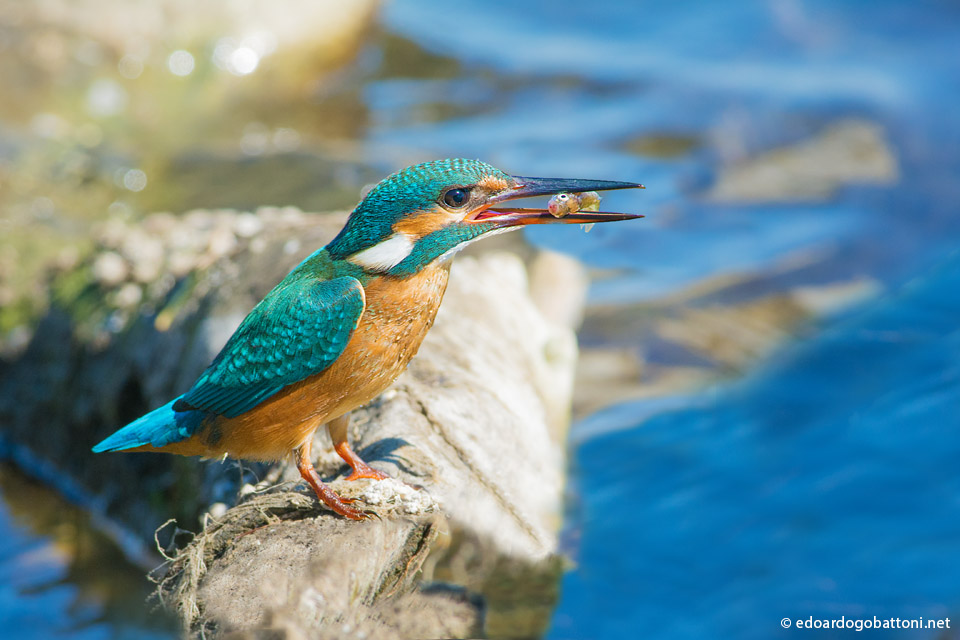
92,397,205,452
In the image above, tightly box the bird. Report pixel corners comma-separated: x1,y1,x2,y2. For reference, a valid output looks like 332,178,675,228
92,158,643,520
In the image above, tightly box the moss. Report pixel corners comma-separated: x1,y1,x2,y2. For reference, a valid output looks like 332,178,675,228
51,262,95,305
153,272,199,332
50,264,113,335
0,296,40,335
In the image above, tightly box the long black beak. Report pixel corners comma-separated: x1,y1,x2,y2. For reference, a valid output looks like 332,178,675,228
495,176,644,202
468,175,644,227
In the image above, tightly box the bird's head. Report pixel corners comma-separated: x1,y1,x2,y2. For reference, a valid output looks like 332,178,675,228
326,158,642,277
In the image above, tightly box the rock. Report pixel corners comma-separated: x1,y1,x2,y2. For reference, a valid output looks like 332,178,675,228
790,277,882,316
655,295,805,369
574,260,885,417
528,250,589,330
708,119,899,202
0,208,582,638
574,347,645,414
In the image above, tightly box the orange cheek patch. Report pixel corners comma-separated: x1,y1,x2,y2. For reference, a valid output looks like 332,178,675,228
393,208,458,237
478,175,511,191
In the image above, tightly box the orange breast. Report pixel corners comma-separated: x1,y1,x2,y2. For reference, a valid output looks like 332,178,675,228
155,263,451,461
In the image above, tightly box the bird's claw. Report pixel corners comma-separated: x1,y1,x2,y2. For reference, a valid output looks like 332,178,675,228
345,466,391,482
333,502,368,521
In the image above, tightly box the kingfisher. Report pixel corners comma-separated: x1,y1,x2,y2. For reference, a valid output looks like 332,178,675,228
93,159,642,520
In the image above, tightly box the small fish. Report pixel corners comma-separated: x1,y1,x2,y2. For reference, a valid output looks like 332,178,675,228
547,190,602,218
548,193,579,218
577,191,601,212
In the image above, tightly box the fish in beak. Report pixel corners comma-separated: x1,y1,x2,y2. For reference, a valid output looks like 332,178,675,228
468,176,645,227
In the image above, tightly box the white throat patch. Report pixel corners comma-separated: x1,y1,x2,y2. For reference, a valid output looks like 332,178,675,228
347,232,415,272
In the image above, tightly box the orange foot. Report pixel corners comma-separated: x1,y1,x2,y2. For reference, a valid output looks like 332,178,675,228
345,463,391,482
334,441,391,482
295,441,369,520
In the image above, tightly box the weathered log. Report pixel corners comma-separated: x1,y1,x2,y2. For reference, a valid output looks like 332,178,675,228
0,207,586,638
160,250,579,638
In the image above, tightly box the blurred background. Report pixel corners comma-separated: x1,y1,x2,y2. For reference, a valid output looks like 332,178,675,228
1,0,959,638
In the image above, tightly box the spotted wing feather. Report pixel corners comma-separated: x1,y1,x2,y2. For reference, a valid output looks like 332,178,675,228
179,275,365,418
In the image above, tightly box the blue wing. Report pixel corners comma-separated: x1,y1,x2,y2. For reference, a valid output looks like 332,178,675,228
178,275,365,418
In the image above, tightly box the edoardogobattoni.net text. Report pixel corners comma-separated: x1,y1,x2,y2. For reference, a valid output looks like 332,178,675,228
781,616,951,631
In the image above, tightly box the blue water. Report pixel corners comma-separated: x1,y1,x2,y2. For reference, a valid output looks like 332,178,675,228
553,254,960,639
0,464,173,639
381,0,960,302
0,497,107,639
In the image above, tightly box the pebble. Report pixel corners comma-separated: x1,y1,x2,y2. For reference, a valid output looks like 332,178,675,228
143,212,178,235
167,250,198,278
233,212,264,238
113,282,142,307
249,237,268,254
84,207,317,311
121,230,165,283
92,251,129,286
207,224,237,259
184,209,215,230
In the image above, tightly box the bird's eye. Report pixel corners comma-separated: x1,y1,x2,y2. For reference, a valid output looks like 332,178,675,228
442,188,470,209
